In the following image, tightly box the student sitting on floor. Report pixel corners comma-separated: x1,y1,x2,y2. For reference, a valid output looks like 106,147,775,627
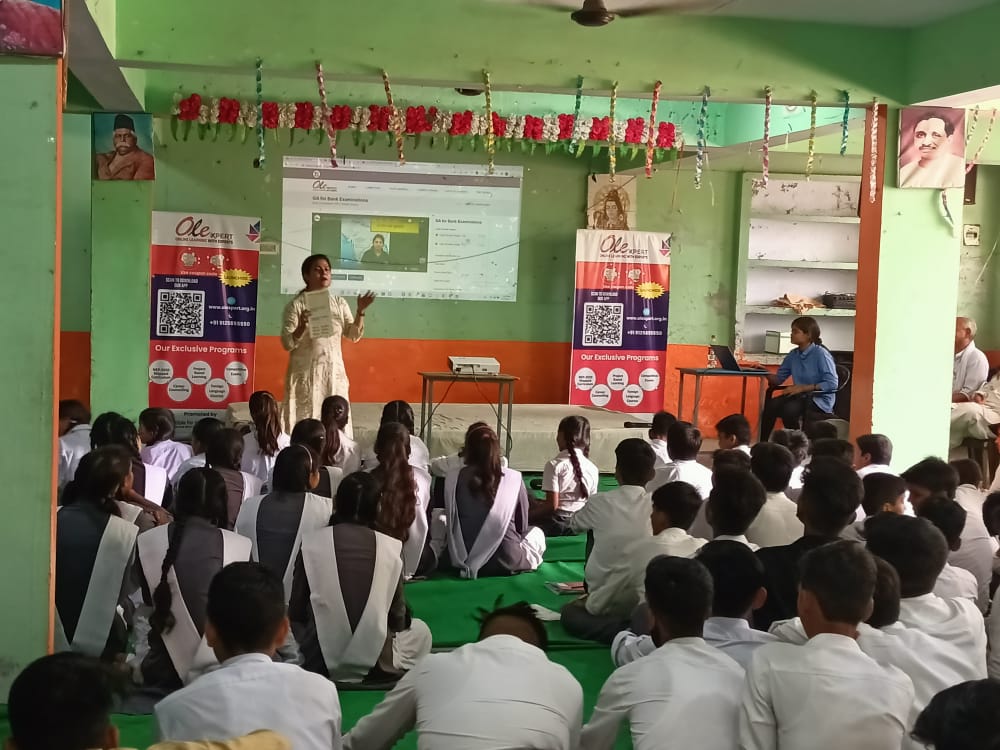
429,421,509,478
808,437,855,464
949,459,995,609
441,424,545,578
288,418,342,499
66,446,162,531
711,448,752,474
647,421,712,499
901,456,959,509
739,541,915,750
172,417,224,492
913,679,1000,750
854,433,894,478
241,391,291,485
139,408,193,481
56,447,140,660
916,495,980,605
289,472,431,685
234,445,333,611
613,540,775,668
804,419,839,441
842,473,907,541
531,415,599,536
363,400,431,472
865,513,988,678
343,601,583,750
137,468,253,694
769,428,808,501
370,422,432,578
58,399,92,489
716,414,752,455
92,412,172,508
647,410,676,468
746,443,803,548
561,439,657,644
155,563,342,750
704,469,766,550
205,428,263,529
582,555,745,750
754,457,863,630
320,396,361,475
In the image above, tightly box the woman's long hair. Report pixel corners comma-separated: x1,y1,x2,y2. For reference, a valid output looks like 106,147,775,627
248,391,282,458
205,428,245,472
372,422,417,541
320,396,350,466
558,415,592,500
290,418,326,457
332,472,379,527
91,412,141,459
149,468,228,636
61,446,129,517
380,400,416,435
791,316,824,347
138,407,175,444
271,444,319,493
464,425,502,507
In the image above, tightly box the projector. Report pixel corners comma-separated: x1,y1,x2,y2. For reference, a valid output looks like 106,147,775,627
449,356,501,376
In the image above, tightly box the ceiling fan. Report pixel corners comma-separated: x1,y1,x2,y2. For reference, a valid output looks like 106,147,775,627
497,0,737,27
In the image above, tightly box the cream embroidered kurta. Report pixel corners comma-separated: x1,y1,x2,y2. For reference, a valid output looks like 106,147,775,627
281,292,363,431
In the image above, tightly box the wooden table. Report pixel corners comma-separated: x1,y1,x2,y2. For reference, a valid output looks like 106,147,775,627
676,368,771,439
418,372,519,457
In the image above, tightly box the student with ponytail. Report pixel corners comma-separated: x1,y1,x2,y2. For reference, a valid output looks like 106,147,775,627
289,418,342,499
205,428,263,529
55,446,140,661
371,422,432,578
441,425,546,579
136,468,252,693
321,395,361,474
138,407,193,480
531,415,599,535
364,400,431,472
241,391,291,484
92,412,173,508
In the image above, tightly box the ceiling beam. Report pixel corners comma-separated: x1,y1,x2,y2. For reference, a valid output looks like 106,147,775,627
65,0,142,111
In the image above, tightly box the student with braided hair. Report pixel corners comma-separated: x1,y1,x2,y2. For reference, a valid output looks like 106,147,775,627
136,468,252,692
532,415,599,535
205,428,263,529
362,400,431,472
321,395,361,474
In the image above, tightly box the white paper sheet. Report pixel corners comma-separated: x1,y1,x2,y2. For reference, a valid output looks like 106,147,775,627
304,290,335,339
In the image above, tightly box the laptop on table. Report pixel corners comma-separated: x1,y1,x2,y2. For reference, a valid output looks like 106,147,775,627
710,345,768,373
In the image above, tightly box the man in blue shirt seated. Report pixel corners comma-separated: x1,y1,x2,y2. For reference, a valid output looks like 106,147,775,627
759,317,840,441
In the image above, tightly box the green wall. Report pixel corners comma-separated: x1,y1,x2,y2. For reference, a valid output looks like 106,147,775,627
62,115,93,332
957,165,1000,350
0,59,60,692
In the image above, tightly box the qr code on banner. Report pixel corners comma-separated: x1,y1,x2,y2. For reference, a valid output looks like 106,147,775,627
156,290,205,338
582,302,624,347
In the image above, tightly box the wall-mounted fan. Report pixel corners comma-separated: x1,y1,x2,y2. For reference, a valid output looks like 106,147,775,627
496,0,736,27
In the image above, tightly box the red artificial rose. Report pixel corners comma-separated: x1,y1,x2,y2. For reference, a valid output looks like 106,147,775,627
523,115,544,141
217,97,240,125
330,105,352,130
405,105,432,134
491,112,507,138
625,117,645,145
589,116,610,142
657,122,676,149
449,111,473,136
294,102,315,130
261,102,279,129
177,94,202,122
557,114,575,140
368,104,392,131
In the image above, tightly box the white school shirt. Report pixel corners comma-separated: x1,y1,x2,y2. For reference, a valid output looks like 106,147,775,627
952,484,995,610
343,634,583,750
934,563,979,604
646,459,713,499
171,453,207,491
954,340,990,398
58,424,92,487
429,453,508,478
542,449,599,514
141,440,193,481
330,431,362,475
611,617,775,670
241,432,291,484
648,438,671,468
745,491,804,549
897,593,988,678
154,653,342,750
582,636,744,750
712,533,760,551
736,444,751,455
625,527,707,605
989,585,1000,678
362,435,432,473
568,485,652,616
786,465,804,502
740,634,915,750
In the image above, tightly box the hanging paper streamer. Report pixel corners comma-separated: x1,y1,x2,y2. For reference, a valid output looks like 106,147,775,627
568,75,584,153
484,70,495,174
941,190,955,228
315,62,338,167
761,85,773,187
967,108,998,174
608,81,619,181
695,87,710,190
966,106,981,146
255,58,265,169
805,91,818,179
868,98,879,204
644,80,662,179
381,69,405,164
840,91,850,156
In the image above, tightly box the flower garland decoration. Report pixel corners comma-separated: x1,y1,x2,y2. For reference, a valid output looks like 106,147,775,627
170,93,680,160
840,91,850,156
966,106,981,146
761,85,773,187
484,70,495,173
381,69,405,164
806,90,818,179
695,86,710,190
609,81,619,181
254,58,265,168
868,98,879,204
316,62,338,167
966,108,998,174
645,80,661,178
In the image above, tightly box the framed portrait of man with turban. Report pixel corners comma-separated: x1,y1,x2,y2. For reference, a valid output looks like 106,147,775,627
93,112,156,181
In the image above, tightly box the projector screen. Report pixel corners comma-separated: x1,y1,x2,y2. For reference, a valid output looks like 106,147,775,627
280,157,523,301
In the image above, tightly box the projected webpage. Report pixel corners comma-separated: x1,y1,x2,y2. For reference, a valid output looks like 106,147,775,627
280,157,523,301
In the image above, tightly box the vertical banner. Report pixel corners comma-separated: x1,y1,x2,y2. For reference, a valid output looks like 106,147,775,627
570,229,671,413
149,212,261,432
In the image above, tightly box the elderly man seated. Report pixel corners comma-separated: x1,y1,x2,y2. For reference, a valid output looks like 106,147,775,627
951,316,993,447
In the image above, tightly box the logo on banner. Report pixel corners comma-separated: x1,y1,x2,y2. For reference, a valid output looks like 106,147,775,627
660,238,671,256
247,221,261,243
173,215,235,245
